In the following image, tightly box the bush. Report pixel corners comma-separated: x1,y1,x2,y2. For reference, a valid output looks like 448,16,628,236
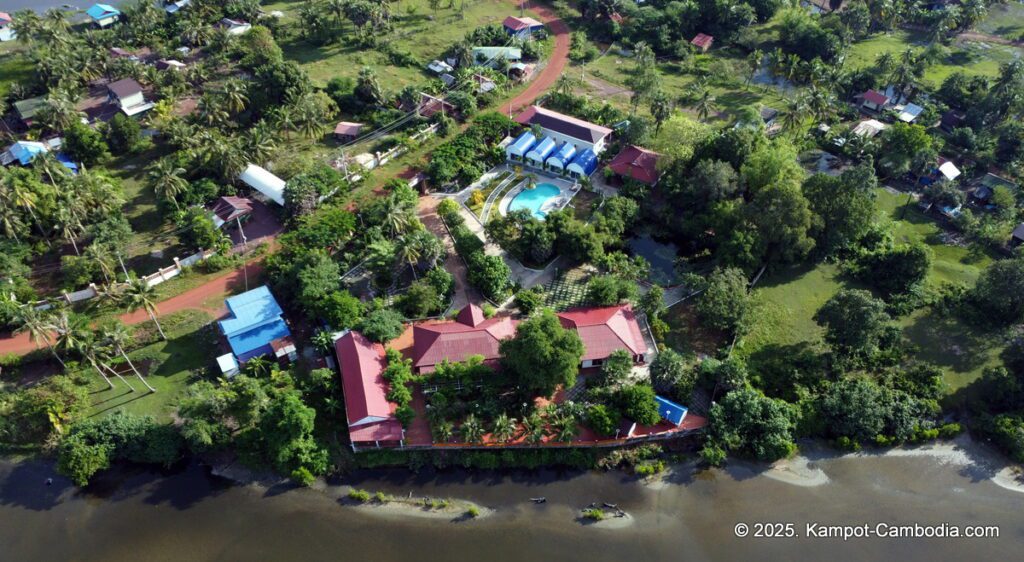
466,506,480,518
937,422,962,438
586,404,618,437
634,460,666,477
348,489,372,502
395,404,415,428
700,443,727,467
291,467,315,486
582,508,605,521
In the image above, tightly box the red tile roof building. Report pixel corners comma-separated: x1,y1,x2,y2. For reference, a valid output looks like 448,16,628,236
607,145,661,186
861,89,890,109
412,304,517,373
335,331,403,446
410,304,651,373
558,305,649,364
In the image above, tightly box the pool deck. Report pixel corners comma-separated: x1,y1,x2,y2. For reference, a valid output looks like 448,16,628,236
497,174,579,218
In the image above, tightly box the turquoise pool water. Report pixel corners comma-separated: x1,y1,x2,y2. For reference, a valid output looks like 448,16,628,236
508,183,560,219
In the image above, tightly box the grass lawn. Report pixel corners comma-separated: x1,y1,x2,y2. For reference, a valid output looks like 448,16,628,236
976,2,1024,41
582,48,792,125
845,30,1018,86
85,310,218,422
265,0,520,88
662,301,726,359
0,48,31,100
738,188,1001,392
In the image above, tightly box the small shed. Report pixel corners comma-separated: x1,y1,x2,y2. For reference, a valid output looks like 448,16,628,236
852,119,888,138
238,163,286,206
217,353,240,378
938,161,961,182
897,103,923,123
334,121,364,141
691,33,714,53
3,141,48,166
209,195,254,228
219,18,252,35
156,59,187,71
427,59,454,75
165,0,191,14
473,74,497,93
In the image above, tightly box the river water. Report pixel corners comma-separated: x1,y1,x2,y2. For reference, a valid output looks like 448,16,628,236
1,438,1022,561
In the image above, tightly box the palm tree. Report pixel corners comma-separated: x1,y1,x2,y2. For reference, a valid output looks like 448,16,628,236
14,307,65,368
85,244,116,283
780,94,809,136
492,413,517,443
121,275,166,340
244,355,272,377
311,330,335,353
39,92,82,133
93,339,136,393
100,322,155,393
434,420,454,443
52,206,83,255
243,124,277,165
8,179,47,241
0,201,26,243
397,234,423,278
220,80,249,115
148,158,189,209
554,73,581,97
33,150,70,186
52,310,115,391
691,87,717,122
649,90,672,136
461,414,484,443
553,415,578,443
745,49,763,88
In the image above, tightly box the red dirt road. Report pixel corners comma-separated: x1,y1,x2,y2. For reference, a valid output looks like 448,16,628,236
503,3,571,115
0,3,570,358
0,262,261,356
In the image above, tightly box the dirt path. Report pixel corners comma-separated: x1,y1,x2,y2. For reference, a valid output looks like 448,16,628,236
417,196,478,310
502,2,571,115
0,261,262,357
956,31,1023,46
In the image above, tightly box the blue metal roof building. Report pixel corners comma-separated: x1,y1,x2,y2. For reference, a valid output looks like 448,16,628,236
545,142,577,172
655,395,688,426
525,136,556,168
7,141,48,166
566,148,598,178
218,286,292,362
505,131,537,160
86,4,121,22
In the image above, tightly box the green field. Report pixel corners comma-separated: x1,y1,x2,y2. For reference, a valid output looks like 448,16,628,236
582,48,792,124
0,48,31,100
264,0,522,88
976,2,1024,41
738,188,1001,391
85,310,217,422
845,31,1018,86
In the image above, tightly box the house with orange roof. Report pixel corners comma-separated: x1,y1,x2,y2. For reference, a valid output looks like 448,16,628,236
335,330,404,449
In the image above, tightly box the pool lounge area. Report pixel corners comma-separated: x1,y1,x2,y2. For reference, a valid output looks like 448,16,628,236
498,176,578,220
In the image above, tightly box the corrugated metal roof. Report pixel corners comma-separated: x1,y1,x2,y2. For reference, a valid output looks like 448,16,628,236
218,286,284,337
525,136,557,163
655,395,688,426
567,148,598,176
515,105,612,144
546,142,577,169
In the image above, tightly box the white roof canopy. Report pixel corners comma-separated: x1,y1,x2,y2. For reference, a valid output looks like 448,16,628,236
238,163,285,205
939,161,961,181
897,103,923,122
217,353,239,375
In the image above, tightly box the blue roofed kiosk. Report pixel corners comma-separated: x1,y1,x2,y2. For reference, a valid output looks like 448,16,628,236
217,286,296,374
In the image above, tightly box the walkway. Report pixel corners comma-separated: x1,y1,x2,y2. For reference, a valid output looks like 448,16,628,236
417,195,479,310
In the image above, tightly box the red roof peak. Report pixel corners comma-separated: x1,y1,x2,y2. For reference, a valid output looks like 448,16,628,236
457,303,486,327
607,145,661,185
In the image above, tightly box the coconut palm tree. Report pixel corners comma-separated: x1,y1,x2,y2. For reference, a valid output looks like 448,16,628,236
52,206,83,255
93,339,136,392
121,275,166,340
461,414,484,443
780,94,809,136
148,158,189,209
14,306,65,368
244,355,272,377
220,79,249,115
745,49,763,88
8,179,47,241
0,202,26,243
554,72,581,97
39,92,83,133
492,413,517,443
100,321,156,393
243,123,277,165
649,90,672,136
691,87,717,122
51,310,115,391
397,234,423,279
33,150,70,187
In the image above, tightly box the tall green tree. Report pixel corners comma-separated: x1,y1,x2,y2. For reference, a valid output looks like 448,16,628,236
499,309,585,396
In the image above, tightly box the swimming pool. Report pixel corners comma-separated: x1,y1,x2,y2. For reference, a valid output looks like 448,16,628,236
508,183,561,219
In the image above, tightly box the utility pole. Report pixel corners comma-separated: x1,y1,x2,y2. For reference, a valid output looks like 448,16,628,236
116,251,129,280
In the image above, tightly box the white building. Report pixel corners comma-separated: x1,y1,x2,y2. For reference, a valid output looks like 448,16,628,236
514,105,613,155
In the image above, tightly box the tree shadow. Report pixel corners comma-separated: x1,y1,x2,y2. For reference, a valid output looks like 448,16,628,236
902,309,1000,375
0,459,73,511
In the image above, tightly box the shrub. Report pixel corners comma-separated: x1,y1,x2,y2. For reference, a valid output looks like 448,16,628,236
466,506,480,518
374,491,388,503
699,443,727,467
582,508,605,521
634,460,666,477
348,489,372,502
395,404,415,428
291,467,315,486
937,422,962,439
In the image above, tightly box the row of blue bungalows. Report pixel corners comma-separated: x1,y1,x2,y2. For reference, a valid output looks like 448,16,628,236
505,131,599,179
